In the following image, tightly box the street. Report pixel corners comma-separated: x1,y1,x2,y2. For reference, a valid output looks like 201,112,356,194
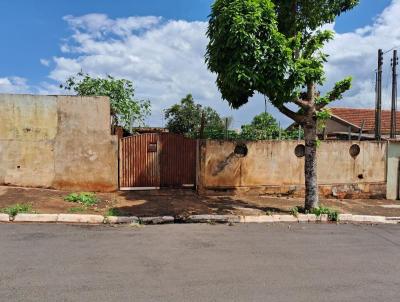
0,223,399,301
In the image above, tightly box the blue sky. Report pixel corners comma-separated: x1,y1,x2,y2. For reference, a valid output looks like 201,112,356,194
0,0,397,126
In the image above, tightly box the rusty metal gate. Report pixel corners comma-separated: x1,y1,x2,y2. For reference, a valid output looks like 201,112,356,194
119,133,196,190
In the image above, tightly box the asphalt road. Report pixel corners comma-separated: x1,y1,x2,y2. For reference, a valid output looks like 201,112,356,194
0,223,399,302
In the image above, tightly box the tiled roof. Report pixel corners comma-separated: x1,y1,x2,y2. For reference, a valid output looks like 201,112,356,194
330,107,400,133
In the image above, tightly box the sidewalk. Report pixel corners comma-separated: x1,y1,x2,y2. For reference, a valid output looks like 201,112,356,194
1,185,400,218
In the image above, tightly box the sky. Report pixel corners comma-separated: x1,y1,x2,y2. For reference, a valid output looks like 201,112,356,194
0,0,397,128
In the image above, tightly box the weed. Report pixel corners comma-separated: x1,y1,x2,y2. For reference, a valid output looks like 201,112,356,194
311,206,339,222
106,208,125,217
290,206,299,217
68,206,86,213
1,204,33,217
64,192,98,206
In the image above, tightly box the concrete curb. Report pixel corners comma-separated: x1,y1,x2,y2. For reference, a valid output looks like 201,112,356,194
187,215,240,223
57,214,104,224
139,216,175,225
105,216,139,224
13,214,58,223
0,213,10,222
0,213,399,225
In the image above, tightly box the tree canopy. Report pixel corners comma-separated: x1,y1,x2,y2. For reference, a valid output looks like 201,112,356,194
164,94,224,138
62,72,151,130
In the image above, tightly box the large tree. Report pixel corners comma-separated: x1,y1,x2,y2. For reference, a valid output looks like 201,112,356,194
165,94,224,138
62,72,151,130
206,0,358,210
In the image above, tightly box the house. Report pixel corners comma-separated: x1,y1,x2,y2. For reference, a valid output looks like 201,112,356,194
323,107,400,140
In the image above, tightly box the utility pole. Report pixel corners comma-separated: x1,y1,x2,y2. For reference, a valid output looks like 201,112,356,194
375,49,383,141
199,111,205,139
390,50,398,139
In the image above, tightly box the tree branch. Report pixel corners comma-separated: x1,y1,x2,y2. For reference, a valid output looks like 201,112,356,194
293,98,311,109
277,105,304,124
316,77,352,110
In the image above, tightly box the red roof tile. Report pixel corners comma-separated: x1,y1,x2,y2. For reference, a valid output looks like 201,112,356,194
330,107,400,134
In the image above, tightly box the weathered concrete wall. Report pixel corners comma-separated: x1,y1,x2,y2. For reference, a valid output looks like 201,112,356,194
0,94,118,192
198,140,387,198
386,141,400,200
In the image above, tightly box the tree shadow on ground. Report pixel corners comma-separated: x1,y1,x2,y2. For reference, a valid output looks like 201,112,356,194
111,189,290,217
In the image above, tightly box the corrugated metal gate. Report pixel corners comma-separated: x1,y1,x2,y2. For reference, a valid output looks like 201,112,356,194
119,133,196,190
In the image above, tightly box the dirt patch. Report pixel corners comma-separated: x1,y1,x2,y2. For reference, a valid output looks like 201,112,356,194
1,186,400,217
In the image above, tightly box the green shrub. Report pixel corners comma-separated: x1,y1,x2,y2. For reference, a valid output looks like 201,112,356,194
1,204,33,217
311,206,339,222
64,192,98,206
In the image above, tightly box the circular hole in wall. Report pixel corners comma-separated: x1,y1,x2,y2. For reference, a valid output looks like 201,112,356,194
294,144,305,158
349,144,361,158
234,144,248,157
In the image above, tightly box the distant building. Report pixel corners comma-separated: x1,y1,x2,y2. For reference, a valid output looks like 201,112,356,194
324,108,399,139
288,107,400,140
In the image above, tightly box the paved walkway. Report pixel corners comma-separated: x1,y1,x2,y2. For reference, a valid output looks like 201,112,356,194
0,223,399,301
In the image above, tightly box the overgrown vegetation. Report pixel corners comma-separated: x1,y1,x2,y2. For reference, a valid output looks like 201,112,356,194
64,192,99,207
1,204,33,217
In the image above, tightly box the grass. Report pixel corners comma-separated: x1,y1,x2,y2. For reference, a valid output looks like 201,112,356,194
64,192,98,206
0,204,33,217
68,206,86,213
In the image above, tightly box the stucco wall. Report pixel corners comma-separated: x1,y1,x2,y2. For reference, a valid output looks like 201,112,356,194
0,94,118,192
198,140,387,197
386,141,400,200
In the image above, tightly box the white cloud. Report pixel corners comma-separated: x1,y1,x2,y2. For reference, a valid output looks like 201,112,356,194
0,77,30,94
49,14,228,126
41,1,400,127
40,59,50,67
324,0,400,109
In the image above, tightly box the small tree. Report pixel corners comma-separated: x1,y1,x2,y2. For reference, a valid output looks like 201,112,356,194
206,0,358,210
164,94,224,138
62,72,151,130
241,112,280,140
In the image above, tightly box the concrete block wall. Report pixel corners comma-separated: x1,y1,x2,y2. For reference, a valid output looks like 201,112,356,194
0,94,118,192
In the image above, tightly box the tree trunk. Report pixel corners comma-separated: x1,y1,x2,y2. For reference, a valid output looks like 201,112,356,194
304,122,319,210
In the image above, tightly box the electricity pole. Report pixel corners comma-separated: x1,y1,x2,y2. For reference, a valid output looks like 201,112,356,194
375,49,383,140
390,50,398,139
